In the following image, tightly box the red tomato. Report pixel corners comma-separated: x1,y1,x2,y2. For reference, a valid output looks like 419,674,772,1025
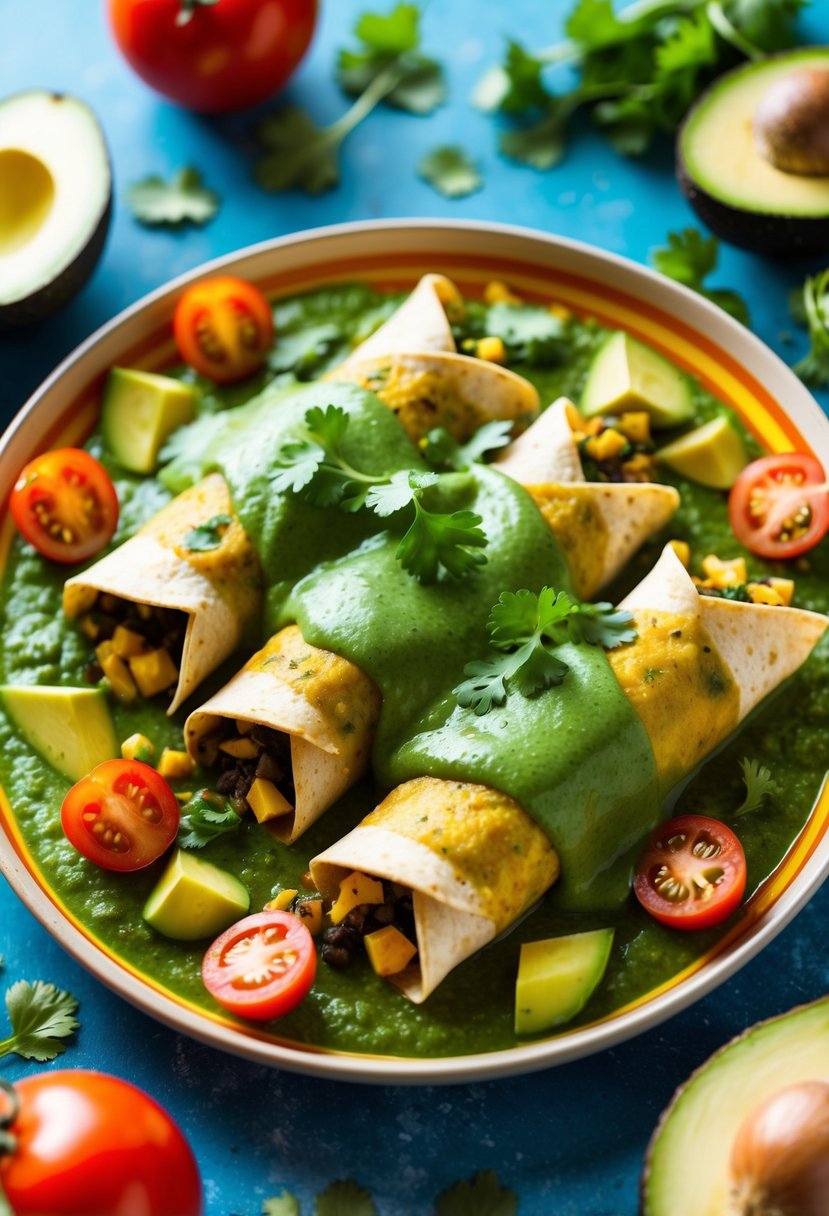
202,910,316,1020
10,448,119,565
61,759,179,872
633,814,747,932
173,276,274,383
728,452,829,560
108,0,317,113
0,1070,201,1216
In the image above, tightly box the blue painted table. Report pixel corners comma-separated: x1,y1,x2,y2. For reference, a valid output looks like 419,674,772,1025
1,2,828,1212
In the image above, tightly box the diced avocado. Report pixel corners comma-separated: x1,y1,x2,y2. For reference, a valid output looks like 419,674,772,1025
657,415,748,489
102,367,196,474
581,332,694,429
515,928,614,1037
0,685,117,782
143,849,249,941
642,997,829,1216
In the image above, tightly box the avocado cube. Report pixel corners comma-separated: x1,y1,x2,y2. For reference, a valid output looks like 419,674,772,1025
581,332,693,429
102,367,196,475
143,849,250,941
657,415,748,489
0,685,117,782
515,928,614,1037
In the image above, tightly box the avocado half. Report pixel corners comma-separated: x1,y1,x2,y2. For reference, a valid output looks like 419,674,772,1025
678,49,829,257
0,91,112,326
640,997,829,1215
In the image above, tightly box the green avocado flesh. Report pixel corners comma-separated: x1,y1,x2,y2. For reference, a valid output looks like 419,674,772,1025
1,283,827,1060
581,331,693,428
0,684,117,782
515,928,614,1036
102,368,196,474
681,50,829,217
643,998,829,1216
143,849,250,941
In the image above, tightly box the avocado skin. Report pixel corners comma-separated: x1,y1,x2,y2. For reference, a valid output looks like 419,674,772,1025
0,192,112,328
677,154,829,258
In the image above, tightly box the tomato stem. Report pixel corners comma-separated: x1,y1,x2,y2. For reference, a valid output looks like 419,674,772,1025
0,1078,19,1216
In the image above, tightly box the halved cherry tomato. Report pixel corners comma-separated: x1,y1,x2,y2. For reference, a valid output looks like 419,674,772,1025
0,1070,201,1216
728,452,829,560
10,448,119,565
633,814,747,932
202,910,316,1021
61,759,179,872
173,276,274,383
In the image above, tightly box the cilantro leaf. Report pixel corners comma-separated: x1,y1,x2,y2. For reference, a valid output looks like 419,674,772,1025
721,0,807,52
421,421,513,472
397,500,488,582
263,1194,301,1216
485,302,569,365
183,513,233,552
366,469,438,516
792,268,829,388
566,600,638,648
437,1170,518,1216
493,40,549,114
127,167,220,228
314,1179,377,1216
734,757,774,817
255,107,341,196
0,981,79,1062
500,95,580,169
355,3,419,51
418,146,483,198
177,792,243,849
650,228,750,326
336,4,446,115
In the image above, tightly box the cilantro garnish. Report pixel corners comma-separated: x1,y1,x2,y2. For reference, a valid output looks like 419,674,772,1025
418,146,483,198
273,406,489,583
126,167,220,228
0,981,79,1062
475,0,806,168
437,1170,518,1216
420,420,513,471
791,268,829,388
734,757,774,817
455,587,635,715
177,792,243,849
650,229,750,326
255,4,444,195
183,514,233,552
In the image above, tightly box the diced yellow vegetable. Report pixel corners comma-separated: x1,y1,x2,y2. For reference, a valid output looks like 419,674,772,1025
112,625,146,659
267,888,299,911
584,428,628,463
668,540,691,569
121,732,155,762
621,453,657,481
330,871,385,925
101,653,137,703
475,336,507,365
80,615,100,641
157,748,194,780
701,554,747,588
95,639,116,665
364,925,417,977
128,648,179,698
617,411,651,444
483,279,522,306
564,402,584,432
548,302,572,322
247,777,292,824
294,897,323,935
433,277,465,321
768,577,795,606
218,736,259,759
236,718,254,735
747,583,785,606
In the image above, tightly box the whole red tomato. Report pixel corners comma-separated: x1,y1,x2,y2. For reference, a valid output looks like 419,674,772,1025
108,0,318,113
0,1070,202,1215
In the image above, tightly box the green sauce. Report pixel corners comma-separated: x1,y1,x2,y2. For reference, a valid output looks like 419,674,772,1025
1,283,827,1060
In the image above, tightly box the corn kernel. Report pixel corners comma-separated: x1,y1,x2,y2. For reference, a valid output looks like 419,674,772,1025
157,748,194,780
121,732,155,762
475,336,507,365
483,279,522,306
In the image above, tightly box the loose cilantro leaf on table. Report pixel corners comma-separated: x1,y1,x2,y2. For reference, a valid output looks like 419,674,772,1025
734,757,774,817
0,981,79,1062
791,268,829,388
437,1170,519,1216
337,4,446,114
127,167,220,227
418,146,483,198
314,1180,377,1216
455,587,635,715
273,406,489,583
650,228,750,326
178,792,243,849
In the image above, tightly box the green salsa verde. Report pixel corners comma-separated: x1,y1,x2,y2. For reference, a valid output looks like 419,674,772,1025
1,282,827,1059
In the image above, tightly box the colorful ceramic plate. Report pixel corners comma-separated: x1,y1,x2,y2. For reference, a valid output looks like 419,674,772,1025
1,220,828,1083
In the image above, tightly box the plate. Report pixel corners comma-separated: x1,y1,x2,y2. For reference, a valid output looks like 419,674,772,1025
1,219,828,1084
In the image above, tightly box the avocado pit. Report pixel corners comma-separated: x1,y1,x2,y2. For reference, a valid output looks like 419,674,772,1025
754,68,829,176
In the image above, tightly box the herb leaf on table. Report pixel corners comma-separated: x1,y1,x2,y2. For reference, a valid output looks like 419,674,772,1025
127,167,220,227
650,228,751,326
337,4,446,114
314,1179,377,1216
418,146,483,198
0,981,79,1062
791,268,829,388
437,1169,519,1216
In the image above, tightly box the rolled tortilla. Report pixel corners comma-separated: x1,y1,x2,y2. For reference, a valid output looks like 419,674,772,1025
184,625,381,843
496,398,680,598
337,273,460,367
311,545,827,1002
311,777,559,1003
63,474,261,713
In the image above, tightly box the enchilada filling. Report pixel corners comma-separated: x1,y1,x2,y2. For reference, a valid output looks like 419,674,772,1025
196,718,296,822
77,594,185,702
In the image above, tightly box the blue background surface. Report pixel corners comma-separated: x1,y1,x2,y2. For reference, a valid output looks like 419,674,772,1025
1,2,829,1212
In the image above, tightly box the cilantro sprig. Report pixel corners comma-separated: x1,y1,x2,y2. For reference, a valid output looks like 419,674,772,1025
791,268,829,388
0,981,79,1062
650,228,750,326
418,146,483,198
455,587,636,715
127,167,220,228
177,792,243,849
475,0,807,169
272,405,488,583
734,756,774,817
420,420,513,471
